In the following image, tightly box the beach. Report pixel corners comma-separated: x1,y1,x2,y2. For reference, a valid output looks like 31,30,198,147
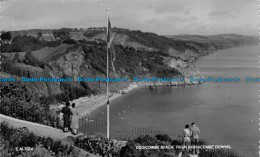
50,76,201,118
75,83,139,117
49,83,140,117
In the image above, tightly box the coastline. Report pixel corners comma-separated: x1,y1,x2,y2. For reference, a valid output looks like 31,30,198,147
68,44,259,119
49,83,140,117
75,83,139,118
50,77,202,118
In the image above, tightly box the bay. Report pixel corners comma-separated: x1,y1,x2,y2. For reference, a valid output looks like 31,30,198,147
87,45,260,156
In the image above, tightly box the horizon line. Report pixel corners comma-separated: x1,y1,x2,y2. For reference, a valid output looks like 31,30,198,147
1,27,257,37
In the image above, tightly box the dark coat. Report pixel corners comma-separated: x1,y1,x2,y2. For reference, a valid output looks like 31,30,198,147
61,106,72,128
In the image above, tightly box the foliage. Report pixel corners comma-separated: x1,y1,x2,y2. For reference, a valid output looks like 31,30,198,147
13,52,22,63
119,134,241,157
46,40,61,47
0,122,79,157
60,81,96,101
120,135,176,157
111,29,195,53
24,51,45,68
12,35,45,52
63,38,77,44
0,81,61,128
0,134,10,157
1,37,182,106
1,61,29,77
0,35,61,52
18,144,55,157
75,134,176,157
79,41,180,80
155,134,172,143
53,28,71,41
1,31,12,41
75,135,124,156
119,140,142,157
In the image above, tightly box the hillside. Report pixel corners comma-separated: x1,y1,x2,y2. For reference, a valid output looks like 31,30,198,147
2,28,257,61
0,40,183,106
0,28,258,107
168,34,258,49
85,29,258,62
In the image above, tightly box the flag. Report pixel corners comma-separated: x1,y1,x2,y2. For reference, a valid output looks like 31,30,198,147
107,18,116,61
110,43,116,61
107,17,117,77
107,18,112,49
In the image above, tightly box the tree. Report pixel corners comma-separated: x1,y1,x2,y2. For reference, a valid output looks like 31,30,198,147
24,51,40,66
1,32,11,41
13,52,21,63
38,32,42,37
11,35,44,52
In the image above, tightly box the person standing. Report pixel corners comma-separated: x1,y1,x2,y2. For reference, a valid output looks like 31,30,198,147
190,122,200,145
58,104,65,128
70,103,79,135
183,124,191,146
190,122,200,155
61,102,72,132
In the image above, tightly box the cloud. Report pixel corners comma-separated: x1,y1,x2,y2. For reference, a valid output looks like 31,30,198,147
150,3,185,14
0,0,257,35
208,10,236,18
165,16,197,23
0,0,10,14
183,9,190,15
242,0,255,3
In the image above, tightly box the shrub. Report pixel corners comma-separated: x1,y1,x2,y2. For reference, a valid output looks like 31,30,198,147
75,135,124,156
0,81,61,128
63,39,76,44
134,135,158,145
0,122,79,157
119,140,141,157
24,51,40,66
1,31,12,41
155,134,172,143
121,135,176,157
119,134,241,157
11,35,44,52
0,34,62,52
20,144,54,157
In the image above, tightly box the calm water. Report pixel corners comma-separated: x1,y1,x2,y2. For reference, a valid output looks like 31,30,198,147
88,45,260,156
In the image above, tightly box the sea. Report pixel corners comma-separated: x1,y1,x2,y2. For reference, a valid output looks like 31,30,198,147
84,45,260,156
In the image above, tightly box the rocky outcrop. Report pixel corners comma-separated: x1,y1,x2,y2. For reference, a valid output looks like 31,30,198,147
48,46,85,81
165,57,203,85
92,32,157,51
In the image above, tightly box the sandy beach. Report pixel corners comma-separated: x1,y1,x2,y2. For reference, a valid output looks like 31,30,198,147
75,83,139,117
50,83,139,117
50,78,200,117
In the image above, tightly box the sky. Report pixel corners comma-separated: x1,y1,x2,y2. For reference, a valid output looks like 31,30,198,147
0,0,258,35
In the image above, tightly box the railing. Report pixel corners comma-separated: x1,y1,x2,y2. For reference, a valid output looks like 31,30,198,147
78,117,249,157
0,105,250,157
0,103,61,129
78,117,183,141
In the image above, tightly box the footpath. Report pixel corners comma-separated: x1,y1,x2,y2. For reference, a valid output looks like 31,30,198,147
0,114,100,157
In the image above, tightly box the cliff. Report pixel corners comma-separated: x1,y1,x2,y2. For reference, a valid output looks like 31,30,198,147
0,28,258,105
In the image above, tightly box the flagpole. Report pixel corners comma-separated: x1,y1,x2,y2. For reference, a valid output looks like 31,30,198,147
106,8,110,139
